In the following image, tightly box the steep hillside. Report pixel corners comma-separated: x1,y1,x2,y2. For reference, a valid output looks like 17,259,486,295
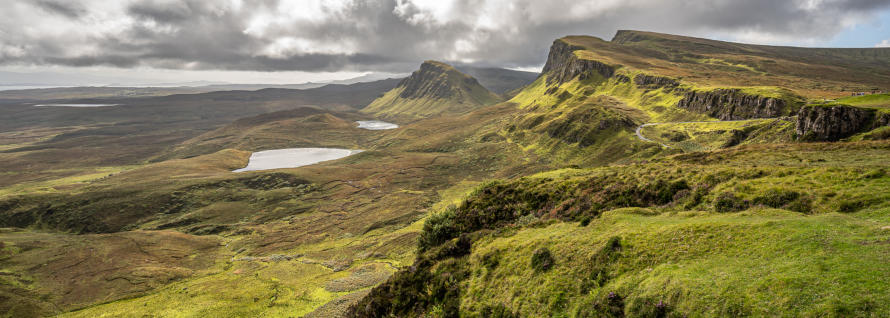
345,32,890,317
351,140,890,317
362,61,501,121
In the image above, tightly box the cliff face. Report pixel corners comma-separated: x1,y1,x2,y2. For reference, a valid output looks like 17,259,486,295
541,40,615,85
633,74,680,90
876,112,890,127
795,105,876,141
362,61,501,120
677,89,789,120
396,61,488,100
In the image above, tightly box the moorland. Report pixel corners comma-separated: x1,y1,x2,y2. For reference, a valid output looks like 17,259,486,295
1,30,889,317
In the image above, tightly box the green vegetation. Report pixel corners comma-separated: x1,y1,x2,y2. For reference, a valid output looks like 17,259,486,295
640,119,795,152
362,61,501,121
835,93,890,109
355,140,890,317
3,30,890,317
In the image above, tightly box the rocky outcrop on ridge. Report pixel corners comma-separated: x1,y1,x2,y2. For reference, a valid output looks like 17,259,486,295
795,105,878,141
677,89,791,120
541,40,615,85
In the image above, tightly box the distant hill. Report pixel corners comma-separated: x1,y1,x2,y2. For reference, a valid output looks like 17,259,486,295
454,66,538,95
362,61,501,121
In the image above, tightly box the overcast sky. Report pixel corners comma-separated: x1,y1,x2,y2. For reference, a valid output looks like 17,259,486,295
1,0,890,85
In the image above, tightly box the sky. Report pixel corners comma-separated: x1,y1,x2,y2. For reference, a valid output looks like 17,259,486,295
1,0,890,85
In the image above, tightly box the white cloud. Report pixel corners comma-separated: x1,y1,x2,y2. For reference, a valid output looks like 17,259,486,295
877,39,890,47
1,0,889,74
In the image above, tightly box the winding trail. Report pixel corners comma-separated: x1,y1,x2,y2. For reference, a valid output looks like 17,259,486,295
635,123,670,148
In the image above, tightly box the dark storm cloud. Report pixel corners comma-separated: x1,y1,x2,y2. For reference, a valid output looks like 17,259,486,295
32,0,85,19
127,0,194,23
2,0,889,72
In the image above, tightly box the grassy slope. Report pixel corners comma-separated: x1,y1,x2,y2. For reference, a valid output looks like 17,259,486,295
835,93,890,109
354,140,890,317
0,98,549,316
346,33,890,317
362,61,501,121
603,30,890,99
640,119,796,152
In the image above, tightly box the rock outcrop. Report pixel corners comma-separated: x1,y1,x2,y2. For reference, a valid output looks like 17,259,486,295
397,61,475,100
677,89,790,120
633,74,680,90
362,61,501,120
876,112,890,127
795,105,877,141
541,40,615,85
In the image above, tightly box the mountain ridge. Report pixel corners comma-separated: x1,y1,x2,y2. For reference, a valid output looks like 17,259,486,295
361,61,502,121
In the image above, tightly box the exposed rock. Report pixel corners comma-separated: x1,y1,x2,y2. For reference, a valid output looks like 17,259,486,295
795,105,876,141
614,74,631,83
541,40,615,85
397,61,464,100
362,60,500,120
876,112,890,127
633,74,680,90
677,89,789,120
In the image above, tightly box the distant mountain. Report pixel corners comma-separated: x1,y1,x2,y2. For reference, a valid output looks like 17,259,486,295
454,66,538,95
362,61,501,121
0,71,126,87
327,72,409,85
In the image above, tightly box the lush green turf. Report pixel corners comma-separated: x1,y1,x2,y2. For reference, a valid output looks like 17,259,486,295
835,93,890,109
463,208,890,317
353,139,890,317
640,119,795,152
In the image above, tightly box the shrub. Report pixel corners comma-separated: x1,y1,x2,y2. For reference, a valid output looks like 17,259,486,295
575,291,625,318
839,200,864,213
531,247,555,272
418,207,458,252
582,237,622,292
752,189,801,209
580,215,593,226
714,192,749,212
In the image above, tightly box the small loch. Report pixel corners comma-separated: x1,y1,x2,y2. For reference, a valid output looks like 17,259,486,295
233,148,362,172
356,120,398,130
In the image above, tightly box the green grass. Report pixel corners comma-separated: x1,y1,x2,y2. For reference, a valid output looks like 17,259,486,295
640,118,795,152
353,139,890,317
835,93,890,109
462,209,890,317
363,61,501,121
5,30,890,317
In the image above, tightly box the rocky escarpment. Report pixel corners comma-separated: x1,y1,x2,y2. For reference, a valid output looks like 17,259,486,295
795,105,879,141
541,40,615,85
677,89,791,120
633,74,680,90
397,61,476,100
362,61,501,120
